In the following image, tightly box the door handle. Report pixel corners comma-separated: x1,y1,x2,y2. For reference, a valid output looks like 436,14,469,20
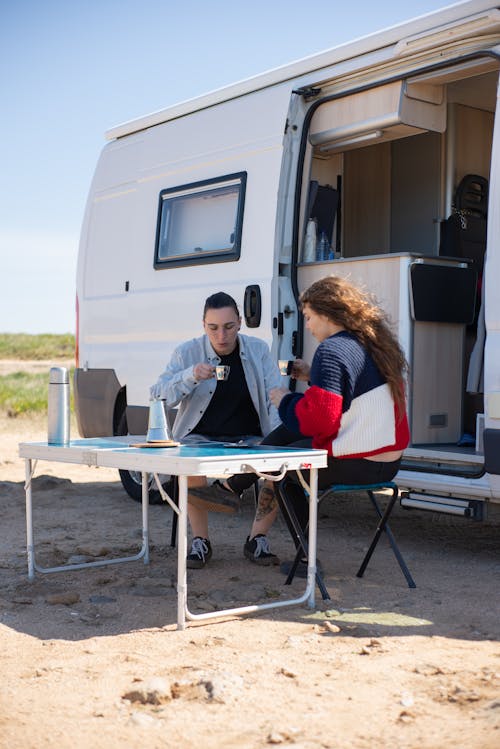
244,285,261,328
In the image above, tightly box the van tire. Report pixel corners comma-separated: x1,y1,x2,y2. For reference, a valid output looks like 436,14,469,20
118,468,172,505
116,411,171,505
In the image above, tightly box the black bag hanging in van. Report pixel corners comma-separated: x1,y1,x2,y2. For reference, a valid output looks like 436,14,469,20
439,173,488,277
306,180,339,249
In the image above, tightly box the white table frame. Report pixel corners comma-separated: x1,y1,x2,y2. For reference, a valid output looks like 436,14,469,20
19,437,327,630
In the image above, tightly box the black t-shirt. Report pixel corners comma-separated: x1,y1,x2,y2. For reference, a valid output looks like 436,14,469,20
193,345,261,437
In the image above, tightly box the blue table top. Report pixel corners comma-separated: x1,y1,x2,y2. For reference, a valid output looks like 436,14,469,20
19,436,328,474
24,437,321,459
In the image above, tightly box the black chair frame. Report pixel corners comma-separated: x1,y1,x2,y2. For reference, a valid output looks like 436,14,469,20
277,480,416,600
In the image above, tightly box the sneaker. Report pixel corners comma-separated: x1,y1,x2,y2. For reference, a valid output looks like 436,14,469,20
279,558,323,579
244,534,280,566
188,481,240,513
186,537,212,569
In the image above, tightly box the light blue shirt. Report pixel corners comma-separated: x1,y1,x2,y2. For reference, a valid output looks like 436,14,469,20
150,333,282,441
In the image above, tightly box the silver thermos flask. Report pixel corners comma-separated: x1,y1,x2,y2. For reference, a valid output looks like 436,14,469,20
48,367,70,445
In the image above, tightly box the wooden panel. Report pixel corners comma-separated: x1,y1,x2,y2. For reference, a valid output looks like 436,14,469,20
343,143,391,256
309,80,445,147
310,82,402,136
310,154,342,184
454,104,493,182
391,131,442,253
411,322,463,443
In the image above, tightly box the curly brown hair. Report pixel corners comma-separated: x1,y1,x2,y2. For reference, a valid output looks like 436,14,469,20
300,275,408,414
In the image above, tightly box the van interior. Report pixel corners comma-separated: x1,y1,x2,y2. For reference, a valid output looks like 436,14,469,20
297,58,499,474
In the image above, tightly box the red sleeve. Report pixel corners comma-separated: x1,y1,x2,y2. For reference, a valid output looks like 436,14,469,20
295,385,343,448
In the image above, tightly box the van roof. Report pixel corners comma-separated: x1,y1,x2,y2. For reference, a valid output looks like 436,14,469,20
106,0,499,141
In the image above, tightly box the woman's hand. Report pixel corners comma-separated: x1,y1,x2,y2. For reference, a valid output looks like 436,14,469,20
269,386,289,409
289,358,311,382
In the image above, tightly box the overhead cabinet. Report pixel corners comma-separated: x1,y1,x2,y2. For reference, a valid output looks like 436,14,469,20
309,80,446,154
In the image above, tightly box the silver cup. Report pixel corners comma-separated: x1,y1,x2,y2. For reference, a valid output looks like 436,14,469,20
146,399,172,441
215,365,230,381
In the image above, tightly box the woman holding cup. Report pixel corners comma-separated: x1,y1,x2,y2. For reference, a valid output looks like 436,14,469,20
215,275,410,576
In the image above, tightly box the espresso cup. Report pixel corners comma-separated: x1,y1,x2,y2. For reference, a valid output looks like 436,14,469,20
215,365,230,381
278,359,293,376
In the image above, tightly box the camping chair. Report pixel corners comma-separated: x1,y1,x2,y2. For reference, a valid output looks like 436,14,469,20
276,477,416,600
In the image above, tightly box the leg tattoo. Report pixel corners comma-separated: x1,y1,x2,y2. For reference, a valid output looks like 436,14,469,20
255,485,277,521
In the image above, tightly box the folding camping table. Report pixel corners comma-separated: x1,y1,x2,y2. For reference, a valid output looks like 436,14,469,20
19,437,327,629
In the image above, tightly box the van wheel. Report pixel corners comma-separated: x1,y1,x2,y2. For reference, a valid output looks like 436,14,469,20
116,411,172,505
118,468,174,505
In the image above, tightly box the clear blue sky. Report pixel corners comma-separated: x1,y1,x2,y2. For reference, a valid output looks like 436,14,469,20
1,0,454,333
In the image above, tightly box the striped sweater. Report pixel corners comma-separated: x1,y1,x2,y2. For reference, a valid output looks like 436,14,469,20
278,331,409,458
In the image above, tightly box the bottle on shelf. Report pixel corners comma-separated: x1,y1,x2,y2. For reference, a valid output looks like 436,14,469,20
303,218,317,262
316,231,330,262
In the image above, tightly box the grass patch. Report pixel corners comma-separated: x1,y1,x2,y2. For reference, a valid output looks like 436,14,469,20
0,333,75,360
0,335,76,417
0,370,75,417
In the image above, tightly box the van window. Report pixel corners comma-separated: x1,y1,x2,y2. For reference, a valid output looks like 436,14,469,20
154,172,246,268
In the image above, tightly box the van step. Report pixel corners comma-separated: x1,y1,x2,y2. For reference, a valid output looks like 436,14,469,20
400,492,484,519
400,449,483,478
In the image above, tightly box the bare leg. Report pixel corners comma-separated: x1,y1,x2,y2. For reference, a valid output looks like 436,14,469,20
249,482,278,538
187,477,209,538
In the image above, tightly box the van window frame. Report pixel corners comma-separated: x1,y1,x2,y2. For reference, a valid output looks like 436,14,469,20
153,171,247,269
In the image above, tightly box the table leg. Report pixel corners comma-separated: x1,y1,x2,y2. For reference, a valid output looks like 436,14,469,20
182,464,321,626
307,467,318,610
142,472,150,565
177,474,188,631
23,457,149,579
25,458,35,581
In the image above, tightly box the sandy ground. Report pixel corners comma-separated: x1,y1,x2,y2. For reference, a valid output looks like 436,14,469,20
0,398,499,747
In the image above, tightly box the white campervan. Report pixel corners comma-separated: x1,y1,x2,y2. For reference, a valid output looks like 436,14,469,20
76,0,500,516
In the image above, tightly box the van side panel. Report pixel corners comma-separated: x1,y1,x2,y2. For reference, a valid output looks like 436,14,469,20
77,85,291,416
